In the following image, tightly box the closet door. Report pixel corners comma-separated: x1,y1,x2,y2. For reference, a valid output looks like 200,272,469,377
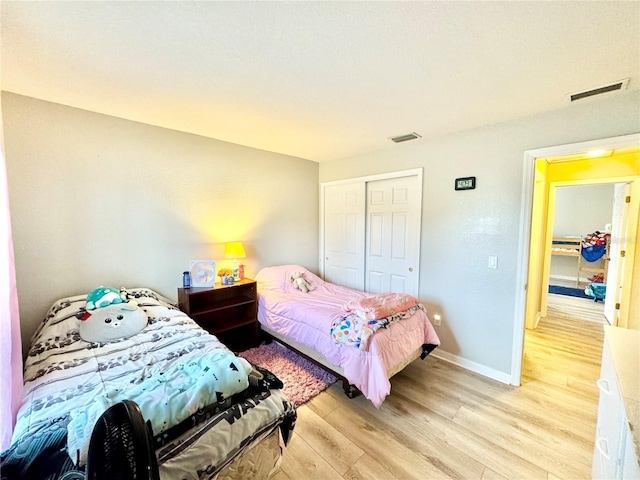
322,182,366,290
365,175,421,296
321,169,422,295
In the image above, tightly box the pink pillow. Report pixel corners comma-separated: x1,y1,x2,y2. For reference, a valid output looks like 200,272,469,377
344,292,419,320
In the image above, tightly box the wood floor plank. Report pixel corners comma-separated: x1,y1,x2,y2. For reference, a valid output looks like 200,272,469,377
415,360,597,442
269,468,291,480
547,291,605,323
343,453,399,480
280,433,344,480
380,389,549,479
480,467,510,480
452,406,591,479
304,385,341,418
272,292,604,479
390,373,462,420
322,401,455,480
338,395,487,479
293,405,364,475
451,388,593,466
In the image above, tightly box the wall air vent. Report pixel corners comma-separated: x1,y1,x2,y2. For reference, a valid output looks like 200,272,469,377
569,78,629,102
390,132,422,143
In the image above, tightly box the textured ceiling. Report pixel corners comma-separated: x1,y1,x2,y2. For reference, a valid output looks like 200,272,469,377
1,1,638,162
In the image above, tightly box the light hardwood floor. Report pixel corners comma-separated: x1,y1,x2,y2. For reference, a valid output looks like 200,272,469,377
272,295,605,480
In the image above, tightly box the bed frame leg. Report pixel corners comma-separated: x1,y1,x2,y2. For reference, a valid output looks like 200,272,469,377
342,380,360,399
421,343,438,360
260,330,274,345
260,327,362,400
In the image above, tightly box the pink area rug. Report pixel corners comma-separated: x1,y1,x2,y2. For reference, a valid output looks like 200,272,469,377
239,342,337,407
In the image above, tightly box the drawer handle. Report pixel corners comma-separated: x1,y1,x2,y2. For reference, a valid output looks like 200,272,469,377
596,379,612,395
595,437,610,460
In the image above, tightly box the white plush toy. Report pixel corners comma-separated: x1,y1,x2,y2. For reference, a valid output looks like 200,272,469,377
79,286,147,343
290,271,314,293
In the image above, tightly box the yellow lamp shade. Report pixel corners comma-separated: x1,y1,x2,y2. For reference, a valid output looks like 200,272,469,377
224,242,246,259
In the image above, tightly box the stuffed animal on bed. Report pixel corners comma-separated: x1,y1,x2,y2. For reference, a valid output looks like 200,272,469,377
85,286,127,310
79,287,147,342
290,271,314,293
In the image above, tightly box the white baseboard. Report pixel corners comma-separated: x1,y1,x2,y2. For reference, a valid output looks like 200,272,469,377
431,350,512,385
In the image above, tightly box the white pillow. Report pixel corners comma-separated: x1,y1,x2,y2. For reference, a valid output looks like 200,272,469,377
78,301,147,343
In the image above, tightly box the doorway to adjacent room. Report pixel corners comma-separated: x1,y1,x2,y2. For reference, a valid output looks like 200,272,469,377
512,133,640,385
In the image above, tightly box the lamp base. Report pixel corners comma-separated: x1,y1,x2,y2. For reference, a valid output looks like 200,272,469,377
232,259,240,281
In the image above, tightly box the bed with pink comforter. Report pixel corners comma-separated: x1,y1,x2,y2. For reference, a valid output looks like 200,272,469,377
255,265,440,407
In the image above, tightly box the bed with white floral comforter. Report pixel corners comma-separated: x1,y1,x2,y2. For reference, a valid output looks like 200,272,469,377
1,288,295,480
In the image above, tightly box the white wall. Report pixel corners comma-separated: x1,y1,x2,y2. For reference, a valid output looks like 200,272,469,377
320,90,640,379
5,89,639,378
551,184,614,281
2,93,319,355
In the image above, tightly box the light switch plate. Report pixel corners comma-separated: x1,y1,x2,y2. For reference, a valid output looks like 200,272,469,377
488,256,498,269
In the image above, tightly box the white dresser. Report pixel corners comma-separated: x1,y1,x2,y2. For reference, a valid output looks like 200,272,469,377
593,326,639,480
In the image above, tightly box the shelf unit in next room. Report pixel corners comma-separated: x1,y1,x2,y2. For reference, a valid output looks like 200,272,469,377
178,278,259,352
551,236,610,287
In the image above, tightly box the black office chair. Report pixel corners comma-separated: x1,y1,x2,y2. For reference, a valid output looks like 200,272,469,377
85,400,160,480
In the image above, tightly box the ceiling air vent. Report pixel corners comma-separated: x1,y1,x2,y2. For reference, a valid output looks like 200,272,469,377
390,132,422,143
569,78,629,102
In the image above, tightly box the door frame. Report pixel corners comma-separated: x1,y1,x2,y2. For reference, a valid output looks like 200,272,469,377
511,133,640,385
604,182,631,325
540,179,632,322
319,168,423,285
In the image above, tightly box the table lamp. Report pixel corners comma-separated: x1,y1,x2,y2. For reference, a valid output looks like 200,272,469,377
224,241,246,281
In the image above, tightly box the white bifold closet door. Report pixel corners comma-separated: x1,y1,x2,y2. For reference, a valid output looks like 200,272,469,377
365,175,421,295
321,169,422,296
322,181,366,291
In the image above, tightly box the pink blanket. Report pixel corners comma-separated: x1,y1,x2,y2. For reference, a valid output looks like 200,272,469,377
344,292,420,320
255,265,440,407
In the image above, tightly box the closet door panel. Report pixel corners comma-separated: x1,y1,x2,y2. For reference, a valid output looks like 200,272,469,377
322,182,365,290
365,176,421,296
369,213,384,257
390,274,408,293
367,271,384,293
391,212,408,259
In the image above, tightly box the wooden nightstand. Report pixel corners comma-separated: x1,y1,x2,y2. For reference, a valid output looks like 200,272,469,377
177,278,259,352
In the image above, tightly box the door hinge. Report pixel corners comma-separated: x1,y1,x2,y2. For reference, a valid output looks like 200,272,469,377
615,303,621,310
625,195,631,203
620,250,626,258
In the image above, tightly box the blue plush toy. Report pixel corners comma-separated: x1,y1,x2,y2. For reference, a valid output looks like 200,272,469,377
585,282,607,302
85,286,127,310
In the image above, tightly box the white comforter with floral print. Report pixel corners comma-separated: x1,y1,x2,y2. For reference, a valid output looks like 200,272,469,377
13,289,250,466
